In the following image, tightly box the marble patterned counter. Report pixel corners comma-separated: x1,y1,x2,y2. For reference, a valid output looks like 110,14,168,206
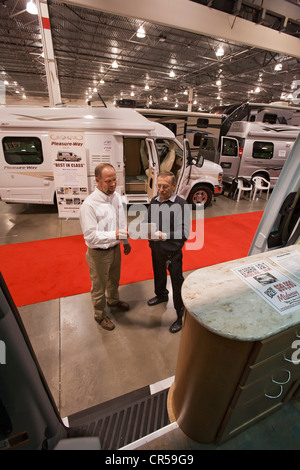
182,244,300,342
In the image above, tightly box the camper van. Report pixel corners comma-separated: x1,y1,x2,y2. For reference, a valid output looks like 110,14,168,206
0,106,222,209
218,121,300,186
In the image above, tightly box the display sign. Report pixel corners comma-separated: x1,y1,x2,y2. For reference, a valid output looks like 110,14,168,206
50,131,88,218
232,260,300,315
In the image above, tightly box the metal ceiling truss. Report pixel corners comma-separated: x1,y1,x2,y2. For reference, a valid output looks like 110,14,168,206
0,0,299,110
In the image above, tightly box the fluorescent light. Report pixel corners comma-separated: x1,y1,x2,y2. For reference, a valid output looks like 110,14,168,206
26,0,38,15
216,46,224,57
136,26,146,38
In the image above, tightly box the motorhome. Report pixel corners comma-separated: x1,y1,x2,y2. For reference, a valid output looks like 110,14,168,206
135,108,222,161
0,106,222,209
217,121,300,186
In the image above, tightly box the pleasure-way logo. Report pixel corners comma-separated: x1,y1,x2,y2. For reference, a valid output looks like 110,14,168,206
0,340,6,365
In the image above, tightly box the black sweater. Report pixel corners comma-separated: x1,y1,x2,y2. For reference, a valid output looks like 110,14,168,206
146,195,190,253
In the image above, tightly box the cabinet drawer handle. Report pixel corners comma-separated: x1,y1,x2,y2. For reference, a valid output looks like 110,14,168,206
272,369,291,385
265,385,283,399
284,353,296,363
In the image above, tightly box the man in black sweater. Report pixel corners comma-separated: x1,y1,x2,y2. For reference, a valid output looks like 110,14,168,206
146,171,190,333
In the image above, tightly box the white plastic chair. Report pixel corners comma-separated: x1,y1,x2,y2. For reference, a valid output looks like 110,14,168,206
234,177,253,202
252,176,270,201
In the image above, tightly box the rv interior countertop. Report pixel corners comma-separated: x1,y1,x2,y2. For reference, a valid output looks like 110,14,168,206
182,244,300,341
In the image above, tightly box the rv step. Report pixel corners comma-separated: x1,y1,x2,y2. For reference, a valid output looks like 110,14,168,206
66,384,171,450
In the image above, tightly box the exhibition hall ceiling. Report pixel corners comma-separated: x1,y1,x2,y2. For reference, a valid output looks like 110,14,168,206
0,0,300,110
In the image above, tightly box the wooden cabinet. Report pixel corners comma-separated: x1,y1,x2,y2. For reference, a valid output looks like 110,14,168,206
169,311,300,444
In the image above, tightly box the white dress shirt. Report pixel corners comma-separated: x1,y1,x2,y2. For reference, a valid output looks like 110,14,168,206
80,188,127,249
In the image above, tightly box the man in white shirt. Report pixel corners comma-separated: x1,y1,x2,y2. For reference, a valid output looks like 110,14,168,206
80,163,131,330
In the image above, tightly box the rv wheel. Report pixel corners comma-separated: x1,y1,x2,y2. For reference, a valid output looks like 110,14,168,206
188,185,212,209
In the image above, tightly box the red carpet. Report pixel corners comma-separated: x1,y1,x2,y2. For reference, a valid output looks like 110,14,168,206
0,211,263,307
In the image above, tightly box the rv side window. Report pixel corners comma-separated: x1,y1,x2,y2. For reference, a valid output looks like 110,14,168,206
252,141,274,159
262,113,277,124
222,137,238,157
162,123,177,135
194,135,215,151
197,118,209,128
2,137,43,165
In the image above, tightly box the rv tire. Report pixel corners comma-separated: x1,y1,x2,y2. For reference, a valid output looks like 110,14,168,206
188,184,212,209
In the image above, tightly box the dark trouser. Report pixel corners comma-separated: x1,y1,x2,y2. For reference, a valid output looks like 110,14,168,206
150,243,184,315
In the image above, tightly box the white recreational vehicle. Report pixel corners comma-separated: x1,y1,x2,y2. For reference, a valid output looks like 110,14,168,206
218,121,300,186
0,106,223,209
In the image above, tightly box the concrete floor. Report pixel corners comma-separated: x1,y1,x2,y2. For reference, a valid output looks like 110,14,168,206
1,192,299,450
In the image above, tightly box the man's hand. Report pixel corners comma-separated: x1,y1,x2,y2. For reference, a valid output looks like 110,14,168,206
123,243,131,255
153,231,167,241
116,229,128,240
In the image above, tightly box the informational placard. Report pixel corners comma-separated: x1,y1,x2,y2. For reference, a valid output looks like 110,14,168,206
269,251,300,281
232,260,300,315
50,131,88,218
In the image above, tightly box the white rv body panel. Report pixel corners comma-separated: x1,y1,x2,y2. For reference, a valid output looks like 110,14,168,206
0,106,223,208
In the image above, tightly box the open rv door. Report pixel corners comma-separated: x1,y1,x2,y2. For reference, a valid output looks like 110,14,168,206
249,134,300,255
0,272,100,450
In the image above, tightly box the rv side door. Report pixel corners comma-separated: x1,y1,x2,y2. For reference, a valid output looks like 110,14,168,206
219,136,240,181
145,139,158,199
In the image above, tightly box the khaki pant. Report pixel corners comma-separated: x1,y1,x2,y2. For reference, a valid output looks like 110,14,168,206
86,245,121,321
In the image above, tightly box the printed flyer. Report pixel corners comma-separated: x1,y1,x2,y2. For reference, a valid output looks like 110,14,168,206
269,251,300,281
50,131,88,218
232,260,300,315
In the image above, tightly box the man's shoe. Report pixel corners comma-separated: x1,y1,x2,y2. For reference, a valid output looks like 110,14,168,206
96,316,115,331
169,317,182,334
147,295,168,306
107,301,130,311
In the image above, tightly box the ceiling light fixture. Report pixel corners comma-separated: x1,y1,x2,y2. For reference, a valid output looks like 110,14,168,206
169,70,175,78
26,0,38,15
145,84,149,90
112,60,118,69
274,63,282,72
255,86,261,93
136,26,146,38
216,46,224,57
